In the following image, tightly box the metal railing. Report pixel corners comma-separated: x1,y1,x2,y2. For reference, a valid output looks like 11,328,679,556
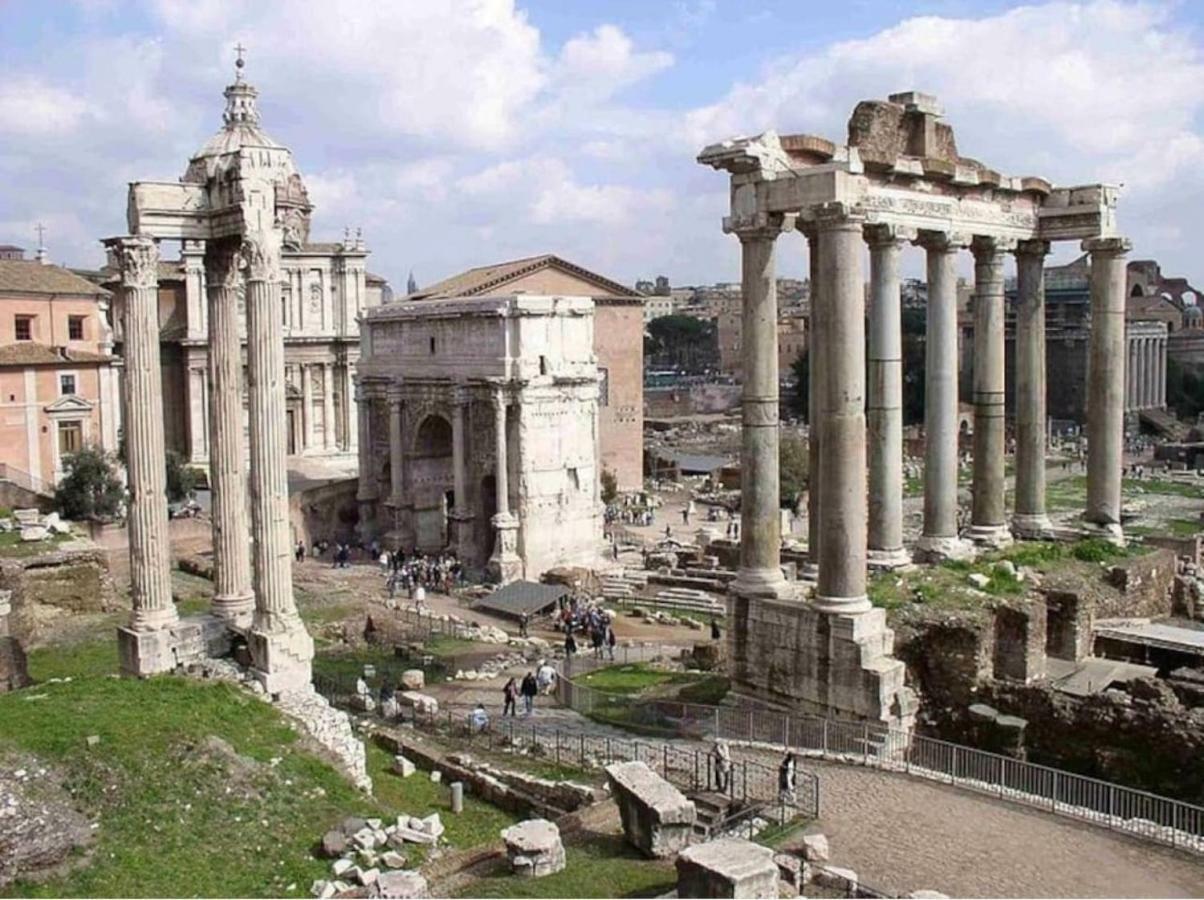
408,707,820,826
555,675,1204,854
560,642,686,678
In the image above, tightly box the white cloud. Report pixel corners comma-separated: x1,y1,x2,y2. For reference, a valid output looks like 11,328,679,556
0,79,89,137
554,24,674,103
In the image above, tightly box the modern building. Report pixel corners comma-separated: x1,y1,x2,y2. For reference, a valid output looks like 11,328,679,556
0,248,120,492
402,254,644,491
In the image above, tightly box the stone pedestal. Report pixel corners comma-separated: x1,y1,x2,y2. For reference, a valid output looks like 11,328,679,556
605,760,696,859
501,819,566,878
488,512,522,584
676,839,779,899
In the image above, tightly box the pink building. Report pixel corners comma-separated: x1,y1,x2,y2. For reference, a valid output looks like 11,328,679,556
0,249,120,496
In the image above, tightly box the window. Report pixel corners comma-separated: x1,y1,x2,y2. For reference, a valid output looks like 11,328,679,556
59,374,76,396
15,315,33,341
58,421,83,457
68,316,85,341
429,336,436,355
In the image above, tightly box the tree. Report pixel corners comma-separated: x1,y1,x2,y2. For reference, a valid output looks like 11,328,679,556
645,315,718,372
600,468,619,505
165,450,198,504
779,436,809,510
54,445,124,522
900,307,926,425
790,349,810,420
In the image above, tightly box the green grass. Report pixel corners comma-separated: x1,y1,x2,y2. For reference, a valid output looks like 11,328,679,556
755,815,814,849
456,833,675,898
579,664,695,696
25,638,119,681
425,636,484,658
0,530,75,558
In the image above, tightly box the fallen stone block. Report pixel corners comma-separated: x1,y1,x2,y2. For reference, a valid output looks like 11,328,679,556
501,819,566,878
397,691,439,716
676,838,779,898
380,850,407,869
605,760,696,859
358,867,380,886
774,852,803,894
372,869,429,898
799,833,829,863
331,858,354,877
391,755,416,778
907,891,949,899
429,770,442,784
401,669,425,691
813,865,858,893
321,829,348,858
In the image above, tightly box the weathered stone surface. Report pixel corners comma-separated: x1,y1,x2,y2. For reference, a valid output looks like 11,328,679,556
321,829,348,858
391,755,416,778
400,669,425,691
380,850,406,869
799,833,829,863
501,818,566,878
605,760,696,858
676,838,779,899
397,691,438,716
813,865,859,892
372,870,429,899
0,752,95,889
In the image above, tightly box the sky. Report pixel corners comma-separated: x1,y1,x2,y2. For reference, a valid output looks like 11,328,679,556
2,0,1204,292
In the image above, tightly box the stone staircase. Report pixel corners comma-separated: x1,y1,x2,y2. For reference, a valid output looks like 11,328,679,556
600,569,649,603
649,587,725,616
1139,408,1190,441
690,791,734,838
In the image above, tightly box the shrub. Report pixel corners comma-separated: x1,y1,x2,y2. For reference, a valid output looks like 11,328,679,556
164,450,198,504
53,445,124,521
600,468,618,505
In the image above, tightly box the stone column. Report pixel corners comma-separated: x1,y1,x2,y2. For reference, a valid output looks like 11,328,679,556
242,228,314,694
205,241,254,625
733,219,789,599
107,236,178,676
449,384,473,556
1084,237,1131,542
916,231,971,560
344,364,357,453
488,386,521,583
1146,338,1157,408
969,236,1013,546
1159,336,1167,407
188,367,208,462
1012,240,1052,538
803,229,822,579
355,383,378,539
388,391,404,506
814,205,870,613
1125,337,1136,411
322,362,335,450
301,364,314,453
865,224,911,569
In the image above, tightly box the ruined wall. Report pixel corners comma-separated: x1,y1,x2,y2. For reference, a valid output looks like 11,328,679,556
0,547,118,645
644,384,741,419
289,477,360,549
1098,549,1177,618
594,301,643,491
0,590,29,692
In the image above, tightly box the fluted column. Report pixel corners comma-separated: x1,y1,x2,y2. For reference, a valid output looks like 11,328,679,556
388,391,404,505
804,228,822,579
815,205,870,613
733,218,789,600
322,362,335,450
865,224,911,569
916,231,971,560
1158,336,1167,407
205,241,254,625
344,364,357,453
301,364,314,452
449,384,473,556
107,236,178,664
1146,338,1157,408
1012,240,1052,538
1126,338,1136,411
1084,236,1131,542
969,236,1013,546
243,228,314,693
488,386,520,582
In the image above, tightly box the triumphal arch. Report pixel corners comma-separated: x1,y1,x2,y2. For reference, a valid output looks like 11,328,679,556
106,57,313,692
700,92,1127,727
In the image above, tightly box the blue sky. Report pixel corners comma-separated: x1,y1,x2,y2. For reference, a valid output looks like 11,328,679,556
3,1,1204,291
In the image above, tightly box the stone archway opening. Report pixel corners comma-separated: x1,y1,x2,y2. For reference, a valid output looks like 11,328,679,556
412,414,454,550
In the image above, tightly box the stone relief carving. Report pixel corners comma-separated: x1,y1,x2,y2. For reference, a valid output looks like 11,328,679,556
240,230,282,282
114,237,159,290
309,282,322,315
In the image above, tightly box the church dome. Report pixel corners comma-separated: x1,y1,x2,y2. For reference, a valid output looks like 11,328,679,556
1184,304,1202,328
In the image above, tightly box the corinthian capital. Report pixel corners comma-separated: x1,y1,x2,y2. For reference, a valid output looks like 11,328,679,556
240,229,283,283
105,236,159,290
206,241,243,291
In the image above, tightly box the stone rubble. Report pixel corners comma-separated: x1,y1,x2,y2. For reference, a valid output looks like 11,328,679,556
676,838,779,899
605,760,696,858
314,813,444,897
501,818,566,878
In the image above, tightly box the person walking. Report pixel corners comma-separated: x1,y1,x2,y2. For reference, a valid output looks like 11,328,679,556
607,625,617,661
295,540,305,563
778,751,798,805
564,629,577,658
519,612,529,638
711,740,732,793
520,671,538,716
710,617,721,641
502,677,518,718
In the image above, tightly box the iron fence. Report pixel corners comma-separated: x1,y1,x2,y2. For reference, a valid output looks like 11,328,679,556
555,675,1204,854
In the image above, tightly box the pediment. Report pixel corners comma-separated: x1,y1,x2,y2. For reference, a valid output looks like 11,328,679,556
44,394,95,414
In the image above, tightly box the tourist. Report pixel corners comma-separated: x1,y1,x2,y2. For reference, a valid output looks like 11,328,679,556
502,677,518,717
520,671,538,715
591,625,604,659
470,703,489,733
711,740,732,793
607,625,617,661
537,660,557,695
519,612,529,638
564,629,578,658
710,617,721,641
295,540,305,562
778,751,797,805
379,549,390,573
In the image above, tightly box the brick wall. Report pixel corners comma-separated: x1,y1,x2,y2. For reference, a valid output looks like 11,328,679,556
594,300,643,491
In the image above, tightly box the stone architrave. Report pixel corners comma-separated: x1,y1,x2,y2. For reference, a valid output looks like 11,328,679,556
1012,240,1052,538
675,838,779,899
107,236,180,676
605,760,696,858
968,235,1014,547
915,231,971,561
205,240,254,625
732,218,791,600
1083,236,1131,542
865,223,912,570
814,204,870,613
500,819,566,878
242,227,314,693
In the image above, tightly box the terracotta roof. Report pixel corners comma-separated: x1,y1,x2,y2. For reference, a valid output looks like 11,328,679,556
0,343,112,366
92,260,184,285
0,260,110,296
409,254,641,301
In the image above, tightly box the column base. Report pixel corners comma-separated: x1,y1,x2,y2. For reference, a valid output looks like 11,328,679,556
488,512,522,584
211,591,255,629
812,593,873,615
913,535,974,563
1011,513,1053,540
1080,518,1126,547
968,523,1013,548
867,547,914,571
798,561,819,582
249,620,315,695
118,615,234,677
731,566,794,601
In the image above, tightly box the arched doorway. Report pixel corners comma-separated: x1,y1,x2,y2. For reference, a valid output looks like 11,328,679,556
475,474,497,568
411,414,454,551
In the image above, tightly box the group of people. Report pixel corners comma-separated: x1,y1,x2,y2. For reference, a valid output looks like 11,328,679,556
501,661,558,717
297,539,362,567
557,599,617,660
382,551,463,598
709,740,799,806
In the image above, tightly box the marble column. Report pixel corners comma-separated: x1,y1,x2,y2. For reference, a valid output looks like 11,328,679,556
1146,338,1158,408
733,220,789,599
344,364,357,453
107,236,178,676
804,229,822,579
355,383,378,540
814,206,870,613
205,241,254,625
865,224,910,569
188,367,208,462
449,384,473,555
1084,236,1131,542
488,386,521,582
322,362,335,450
1012,240,1052,538
388,391,404,506
916,231,971,560
1126,338,1136,410
242,228,314,694
1158,336,1167,407
969,236,1013,546
301,364,314,453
